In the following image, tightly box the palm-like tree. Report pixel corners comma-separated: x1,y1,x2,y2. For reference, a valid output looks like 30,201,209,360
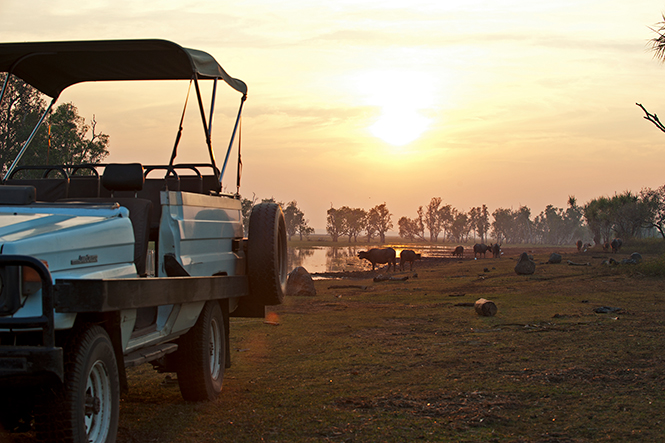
637,16,665,132
650,16,665,61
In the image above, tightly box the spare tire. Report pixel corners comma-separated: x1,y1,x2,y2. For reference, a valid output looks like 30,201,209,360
247,202,287,305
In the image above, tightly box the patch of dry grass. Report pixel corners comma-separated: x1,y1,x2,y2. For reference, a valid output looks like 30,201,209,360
7,246,665,442
118,246,665,441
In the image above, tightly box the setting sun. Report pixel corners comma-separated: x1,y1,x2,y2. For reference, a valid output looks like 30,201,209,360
355,70,435,146
369,105,430,146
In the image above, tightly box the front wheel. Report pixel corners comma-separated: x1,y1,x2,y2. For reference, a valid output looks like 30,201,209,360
35,325,120,443
176,301,226,401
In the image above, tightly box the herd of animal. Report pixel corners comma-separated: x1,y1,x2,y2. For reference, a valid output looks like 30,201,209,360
356,242,502,272
576,238,623,253
357,248,421,272
358,238,625,273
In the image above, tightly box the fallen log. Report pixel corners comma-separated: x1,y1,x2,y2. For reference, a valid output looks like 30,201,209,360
474,298,498,317
567,260,591,266
327,284,370,290
373,275,409,282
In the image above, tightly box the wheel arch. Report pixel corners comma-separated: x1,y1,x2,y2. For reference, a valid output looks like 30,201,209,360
71,311,128,395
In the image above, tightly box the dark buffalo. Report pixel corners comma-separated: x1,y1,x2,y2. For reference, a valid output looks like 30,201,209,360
452,246,464,258
611,238,623,253
473,243,490,258
358,248,396,271
399,249,421,271
491,243,501,258
576,240,582,252
602,242,610,252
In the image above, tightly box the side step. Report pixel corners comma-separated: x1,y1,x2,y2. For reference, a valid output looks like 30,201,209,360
124,343,178,368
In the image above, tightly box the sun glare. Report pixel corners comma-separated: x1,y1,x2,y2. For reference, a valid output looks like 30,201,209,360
369,106,429,146
355,70,435,146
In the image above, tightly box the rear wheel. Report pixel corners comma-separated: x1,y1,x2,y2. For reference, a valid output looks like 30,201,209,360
176,301,226,401
247,202,287,305
35,325,119,443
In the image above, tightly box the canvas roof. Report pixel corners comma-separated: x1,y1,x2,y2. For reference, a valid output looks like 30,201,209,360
0,39,247,98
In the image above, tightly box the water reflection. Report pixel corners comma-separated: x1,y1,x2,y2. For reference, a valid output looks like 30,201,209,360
287,244,459,274
286,247,315,270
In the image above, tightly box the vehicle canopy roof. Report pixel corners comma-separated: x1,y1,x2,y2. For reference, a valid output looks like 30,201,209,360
0,39,247,98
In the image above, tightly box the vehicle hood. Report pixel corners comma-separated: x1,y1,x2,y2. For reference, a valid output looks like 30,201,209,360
0,204,134,273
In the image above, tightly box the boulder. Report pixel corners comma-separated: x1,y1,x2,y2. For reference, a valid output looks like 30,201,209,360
514,252,536,275
286,266,317,297
547,253,562,264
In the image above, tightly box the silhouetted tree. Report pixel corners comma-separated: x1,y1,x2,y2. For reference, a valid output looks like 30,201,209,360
398,207,426,241
0,75,109,177
368,203,392,243
326,206,346,242
339,206,366,242
469,205,491,242
284,201,306,240
449,209,469,243
640,185,665,239
636,17,665,132
424,197,443,242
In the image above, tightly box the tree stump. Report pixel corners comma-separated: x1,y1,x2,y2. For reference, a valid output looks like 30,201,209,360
474,298,497,317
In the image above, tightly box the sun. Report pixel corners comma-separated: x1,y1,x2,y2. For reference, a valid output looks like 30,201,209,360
354,70,435,146
370,106,430,146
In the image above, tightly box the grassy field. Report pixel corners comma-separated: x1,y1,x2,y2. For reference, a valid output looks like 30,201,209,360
7,242,665,442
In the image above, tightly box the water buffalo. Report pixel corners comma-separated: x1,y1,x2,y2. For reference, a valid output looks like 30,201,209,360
473,243,490,258
452,246,464,258
611,238,623,253
358,247,396,271
576,240,583,252
491,243,501,258
602,242,610,252
399,249,421,271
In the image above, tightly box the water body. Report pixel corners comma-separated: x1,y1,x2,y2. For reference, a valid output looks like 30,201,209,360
287,244,459,274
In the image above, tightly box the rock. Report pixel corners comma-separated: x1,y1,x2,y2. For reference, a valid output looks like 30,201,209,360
547,253,562,264
286,266,317,297
594,306,622,314
630,252,642,263
474,298,498,316
514,252,536,275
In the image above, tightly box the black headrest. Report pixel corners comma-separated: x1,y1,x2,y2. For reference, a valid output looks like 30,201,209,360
102,163,144,192
0,185,36,205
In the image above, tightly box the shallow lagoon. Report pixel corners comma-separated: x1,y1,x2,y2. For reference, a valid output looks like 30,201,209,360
287,244,459,274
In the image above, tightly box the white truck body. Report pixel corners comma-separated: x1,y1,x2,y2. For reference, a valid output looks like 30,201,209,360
0,39,287,443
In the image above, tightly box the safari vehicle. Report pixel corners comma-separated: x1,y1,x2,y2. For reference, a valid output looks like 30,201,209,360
0,40,286,443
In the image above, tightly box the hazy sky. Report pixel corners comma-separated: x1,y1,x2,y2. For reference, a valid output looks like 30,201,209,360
2,0,665,230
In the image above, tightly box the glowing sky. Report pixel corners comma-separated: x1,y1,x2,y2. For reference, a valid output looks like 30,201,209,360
2,0,665,230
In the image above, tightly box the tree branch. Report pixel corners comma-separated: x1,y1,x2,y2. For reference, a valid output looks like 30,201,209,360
636,103,665,133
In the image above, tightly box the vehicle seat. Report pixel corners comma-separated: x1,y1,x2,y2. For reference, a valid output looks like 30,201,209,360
63,164,152,276
68,175,100,198
4,178,69,202
102,164,153,276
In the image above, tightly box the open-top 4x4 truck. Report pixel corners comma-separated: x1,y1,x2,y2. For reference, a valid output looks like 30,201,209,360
0,40,286,443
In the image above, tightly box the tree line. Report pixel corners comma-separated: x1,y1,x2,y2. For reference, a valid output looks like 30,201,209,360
6,74,665,247
256,190,665,245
